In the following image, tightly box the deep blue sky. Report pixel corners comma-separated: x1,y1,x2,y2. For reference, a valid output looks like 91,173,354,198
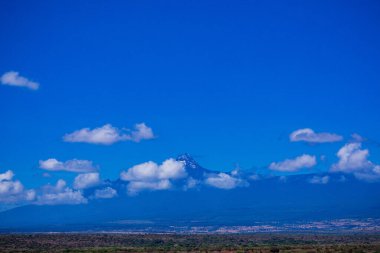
1,0,380,187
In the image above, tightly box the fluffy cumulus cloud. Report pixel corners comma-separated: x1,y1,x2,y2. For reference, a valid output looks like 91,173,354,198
120,158,187,194
205,173,247,190
94,187,117,199
39,158,97,173
1,71,39,90
331,143,380,181
73,173,100,189
309,175,329,184
0,170,35,203
36,179,87,205
63,123,154,145
269,154,316,172
290,128,343,143
130,123,155,142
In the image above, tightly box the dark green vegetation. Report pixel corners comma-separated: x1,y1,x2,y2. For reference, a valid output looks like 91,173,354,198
0,234,380,252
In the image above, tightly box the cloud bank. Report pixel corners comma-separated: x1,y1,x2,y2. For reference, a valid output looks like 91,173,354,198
1,71,39,90
63,123,154,145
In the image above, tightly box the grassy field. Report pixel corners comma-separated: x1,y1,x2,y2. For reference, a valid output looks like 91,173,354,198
0,233,380,252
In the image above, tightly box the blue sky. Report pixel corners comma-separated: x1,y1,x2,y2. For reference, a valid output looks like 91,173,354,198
1,1,380,205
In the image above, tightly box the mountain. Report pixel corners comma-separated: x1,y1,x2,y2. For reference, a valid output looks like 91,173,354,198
0,154,380,232
176,153,213,178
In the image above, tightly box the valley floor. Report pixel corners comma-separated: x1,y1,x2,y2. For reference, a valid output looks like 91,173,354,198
0,233,380,252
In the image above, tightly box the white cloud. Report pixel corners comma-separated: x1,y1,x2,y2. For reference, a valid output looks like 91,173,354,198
36,189,87,205
332,143,370,172
130,123,155,142
374,166,380,174
73,173,100,189
0,179,23,195
309,175,329,184
36,179,87,205
269,154,316,172
0,170,14,181
1,71,39,90
121,159,186,181
39,179,67,194
290,128,343,143
331,143,380,181
63,123,155,145
0,170,36,203
127,180,171,195
249,174,260,181
63,124,125,145
94,187,117,199
120,158,186,194
39,158,97,173
205,173,247,190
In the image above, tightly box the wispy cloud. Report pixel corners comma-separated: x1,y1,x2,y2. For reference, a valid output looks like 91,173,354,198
93,187,117,199
309,175,329,184
290,128,343,143
269,154,316,172
1,71,39,90
63,123,155,145
39,158,97,173
350,133,365,143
